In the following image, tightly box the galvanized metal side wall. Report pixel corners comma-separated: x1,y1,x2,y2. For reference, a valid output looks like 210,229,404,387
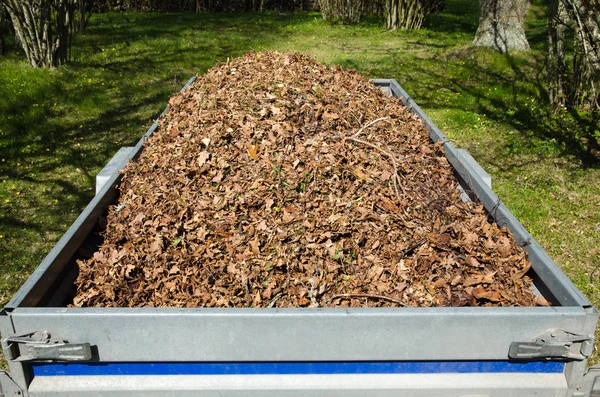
6,307,590,362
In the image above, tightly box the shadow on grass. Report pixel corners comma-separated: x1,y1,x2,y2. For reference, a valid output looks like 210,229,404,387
0,70,168,207
420,0,599,167
423,0,479,34
411,47,600,168
484,49,600,168
0,11,308,228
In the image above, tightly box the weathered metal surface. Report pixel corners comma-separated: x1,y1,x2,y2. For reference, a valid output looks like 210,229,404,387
26,373,567,397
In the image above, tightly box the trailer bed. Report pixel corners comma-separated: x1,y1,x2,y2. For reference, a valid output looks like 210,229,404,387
1,78,597,397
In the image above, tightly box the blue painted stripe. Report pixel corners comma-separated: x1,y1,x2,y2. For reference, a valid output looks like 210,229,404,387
32,361,565,377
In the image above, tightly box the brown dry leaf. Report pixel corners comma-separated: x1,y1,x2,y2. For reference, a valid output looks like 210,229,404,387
93,251,105,262
165,281,177,290
226,263,236,274
249,237,260,255
350,167,370,181
124,264,136,278
472,287,502,302
511,260,532,281
450,275,462,286
466,256,483,268
149,237,163,254
323,111,339,121
463,232,479,245
248,144,259,160
198,151,211,166
378,197,400,212
130,213,145,226
534,295,551,306
463,271,496,287
253,291,262,306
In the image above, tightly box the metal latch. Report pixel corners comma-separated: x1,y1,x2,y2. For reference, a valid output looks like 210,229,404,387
1,330,92,362
509,329,595,362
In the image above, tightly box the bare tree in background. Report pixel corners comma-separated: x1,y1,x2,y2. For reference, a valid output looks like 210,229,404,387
384,0,444,30
76,0,95,31
0,4,8,55
0,0,76,67
97,0,313,12
548,0,600,110
318,0,365,24
473,0,530,52
248,0,269,11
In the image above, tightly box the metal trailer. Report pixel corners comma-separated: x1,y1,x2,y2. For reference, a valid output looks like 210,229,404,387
1,78,599,397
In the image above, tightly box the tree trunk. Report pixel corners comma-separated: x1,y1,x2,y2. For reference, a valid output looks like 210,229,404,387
562,0,600,76
385,0,424,30
548,0,600,110
318,0,364,24
548,0,567,107
76,0,94,32
0,5,7,55
473,0,530,52
384,0,444,30
249,0,268,11
0,0,75,67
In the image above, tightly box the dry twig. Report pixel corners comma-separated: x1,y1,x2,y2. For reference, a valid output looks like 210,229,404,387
268,293,284,308
401,238,427,258
331,293,408,307
352,117,389,138
331,134,404,199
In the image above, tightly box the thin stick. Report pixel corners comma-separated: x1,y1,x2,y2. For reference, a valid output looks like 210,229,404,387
331,293,407,307
401,238,427,258
345,136,402,198
268,292,283,308
352,117,389,138
309,278,319,308
328,134,404,200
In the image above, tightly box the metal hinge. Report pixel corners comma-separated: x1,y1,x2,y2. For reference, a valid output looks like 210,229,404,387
1,330,92,362
0,371,23,397
509,329,595,362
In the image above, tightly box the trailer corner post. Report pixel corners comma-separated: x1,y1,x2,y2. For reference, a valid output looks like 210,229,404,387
1,310,28,396
565,307,600,395
0,370,24,397
570,365,600,397
95,147,135,195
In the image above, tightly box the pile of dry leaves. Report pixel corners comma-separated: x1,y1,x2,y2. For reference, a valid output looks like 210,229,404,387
73,52,545,308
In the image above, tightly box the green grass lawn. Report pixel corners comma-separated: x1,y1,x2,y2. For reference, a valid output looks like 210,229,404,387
0,0,599,367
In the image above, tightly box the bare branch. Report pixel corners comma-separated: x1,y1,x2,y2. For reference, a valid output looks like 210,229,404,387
331,293,408,307
352,117,389,138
